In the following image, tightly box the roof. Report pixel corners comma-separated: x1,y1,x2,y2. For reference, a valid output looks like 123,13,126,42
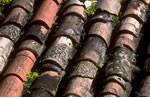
0,0,150,97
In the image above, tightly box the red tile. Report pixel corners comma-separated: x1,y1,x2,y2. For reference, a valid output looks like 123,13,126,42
63,5,87,21
115,33,138,52
101,82,125,97
0,76,23,97
142,0,150,4
54,15,85,44
88,22,113,47
63,77,93,97
31,0,62,29
3,50,36,82
77,37,107,68
3,7,28,27
96,0,121,16
10,0,35,13
122,0,148,23
119,17,142,38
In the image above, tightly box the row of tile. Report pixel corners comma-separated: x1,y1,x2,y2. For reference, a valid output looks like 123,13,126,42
0,0,150,97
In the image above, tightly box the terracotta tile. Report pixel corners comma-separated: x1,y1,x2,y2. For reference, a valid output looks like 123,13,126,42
3,50,36,82
122,0,148,23
63,5,87,21
101,82,125,97
40,37,74,71
63,0,84,10
70,61,98,79
30,89,53,97
30,71,61,97
115,33,139,52
142,0,150,4
63,77,93,97
77,37,107,68
96,0,121,16
119,17,142,38
0,37,14,74
24,25,49,44
54,15,85,44
10,0,35,13
3,7,28,28
91,13,115,23
31,0,62,29
0,25,21,43
0,0,149,96
105,47,135,83
88,22,113,47
0,76,23,97
30,1,87,96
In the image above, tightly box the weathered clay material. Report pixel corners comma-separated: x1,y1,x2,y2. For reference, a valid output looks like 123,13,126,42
105,47,135,84
62,0,121,97
88,22,113,47
24,25,48,45
0,0,63,96
62,0,84,11
3,7,28,28
119,17,142,38
122,0,148,23
30,1,87,96
0,37,14,74
30,71,62,97
63,77,93,97
2,50,36,82
101,82,125,97
40,37,75,71
31,0,62,29
0,25,21,43
0,0,35,75
18,40,45,57
96,0,121,16
39,63,63,74
54,15,84,44
70,61,98,79
0,76,23,97
100,0,149,96
10,0,35,13
63,5,87,21
30,89,53,97
76,37,107,69
91,13,115,23
115,33,139,52
100,47,135,96
142,0,150,4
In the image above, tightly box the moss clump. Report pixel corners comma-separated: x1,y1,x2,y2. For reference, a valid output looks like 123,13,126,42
115,16,120,24
85,2,97,16
0,0,12,6
24,72,39,94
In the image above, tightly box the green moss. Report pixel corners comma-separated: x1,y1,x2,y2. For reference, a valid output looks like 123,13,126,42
114,12,122,24
115,16,120,24
85,2,97,16
24,72,39,94
0,0,12,6
120,0,123,3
